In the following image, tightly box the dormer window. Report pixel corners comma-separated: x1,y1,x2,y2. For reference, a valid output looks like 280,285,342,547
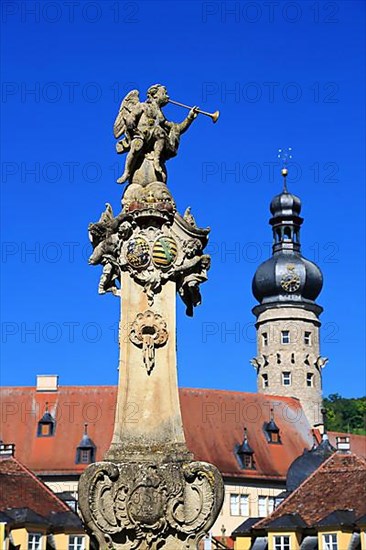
263,409,281,444
75,424,96,465
37,403,55,437
236,428,255,470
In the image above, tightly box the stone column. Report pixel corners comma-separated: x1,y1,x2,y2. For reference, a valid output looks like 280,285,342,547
79,183,224,549
106,275,188,461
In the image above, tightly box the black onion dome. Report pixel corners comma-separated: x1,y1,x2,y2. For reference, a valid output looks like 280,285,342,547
252,184,323,308
252,253,323,304
270,191,302,217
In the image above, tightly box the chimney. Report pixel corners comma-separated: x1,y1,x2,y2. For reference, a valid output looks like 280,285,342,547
0,443,15,458
36,375,59,392
336,436,350,453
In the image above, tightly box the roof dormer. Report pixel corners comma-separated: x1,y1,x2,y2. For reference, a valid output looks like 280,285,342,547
236,428,255,470
263,408,281,444
37,403,55,437
75,424,96,464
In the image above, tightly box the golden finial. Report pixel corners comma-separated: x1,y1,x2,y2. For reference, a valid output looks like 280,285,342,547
278,148,292,192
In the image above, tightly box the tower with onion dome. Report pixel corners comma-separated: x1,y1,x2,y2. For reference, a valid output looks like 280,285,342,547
251,152,328,428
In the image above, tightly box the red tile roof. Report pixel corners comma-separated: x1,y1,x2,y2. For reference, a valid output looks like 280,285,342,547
254,452,366,528
0,455,69,516
0,385,316,480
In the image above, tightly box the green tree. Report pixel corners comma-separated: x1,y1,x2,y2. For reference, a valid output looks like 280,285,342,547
324,395,366,435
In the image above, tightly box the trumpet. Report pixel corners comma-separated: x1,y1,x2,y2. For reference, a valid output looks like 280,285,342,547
168,99,220,123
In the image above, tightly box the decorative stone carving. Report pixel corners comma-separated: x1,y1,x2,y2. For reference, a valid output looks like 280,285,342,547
88,204,210,314
129,310,169,374
113,85,198,187
79,85,223,550
79,460,224,550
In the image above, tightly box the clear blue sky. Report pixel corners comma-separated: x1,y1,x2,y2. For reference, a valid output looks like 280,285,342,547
1,0,365,397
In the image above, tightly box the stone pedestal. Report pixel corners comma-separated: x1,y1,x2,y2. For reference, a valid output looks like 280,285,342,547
79,191,224,549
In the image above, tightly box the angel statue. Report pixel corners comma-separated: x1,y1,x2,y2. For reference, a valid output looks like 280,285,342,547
113,84,199,185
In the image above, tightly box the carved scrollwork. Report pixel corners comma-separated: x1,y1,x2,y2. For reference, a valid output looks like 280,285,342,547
129,311,169,374
88,204,211,315
78,460,224,550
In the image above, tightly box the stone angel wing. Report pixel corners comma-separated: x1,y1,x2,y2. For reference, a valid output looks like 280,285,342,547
113,89,140,139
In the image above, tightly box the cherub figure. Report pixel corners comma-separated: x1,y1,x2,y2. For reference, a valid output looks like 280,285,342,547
113,85,199,184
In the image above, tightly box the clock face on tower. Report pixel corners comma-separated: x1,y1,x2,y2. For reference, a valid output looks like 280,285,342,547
281,264,301,293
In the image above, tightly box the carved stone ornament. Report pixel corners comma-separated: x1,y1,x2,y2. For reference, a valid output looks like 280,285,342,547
129,310,169,374
88,202,211,315
78,460,224,550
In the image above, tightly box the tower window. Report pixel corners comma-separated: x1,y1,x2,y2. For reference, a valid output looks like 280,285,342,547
262,332,268,346
291,353,295,364
306,373,314,387
262,374,269,388
282,372,291,386
304,331,312,345
276,353,281,364
281,331,290,344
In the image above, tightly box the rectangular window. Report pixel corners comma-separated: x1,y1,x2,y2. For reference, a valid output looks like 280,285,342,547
262,332,268,346
273,536,290,550
262,373,269,388
28,533,42,550
230,494,239,516
239,495,249,516
281,330,290,344
282,372,291,386
243,454,254,469
258,496,267,516
307,373,314,387
268,497,275,514
80,449,91,463
68,536,85,550
322,533,338,550
304,331,312,345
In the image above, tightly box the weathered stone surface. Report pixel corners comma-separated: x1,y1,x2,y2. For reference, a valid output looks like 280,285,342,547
113,84,198,187
79,85,223,549
79,460,224,550
254,306,327,427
